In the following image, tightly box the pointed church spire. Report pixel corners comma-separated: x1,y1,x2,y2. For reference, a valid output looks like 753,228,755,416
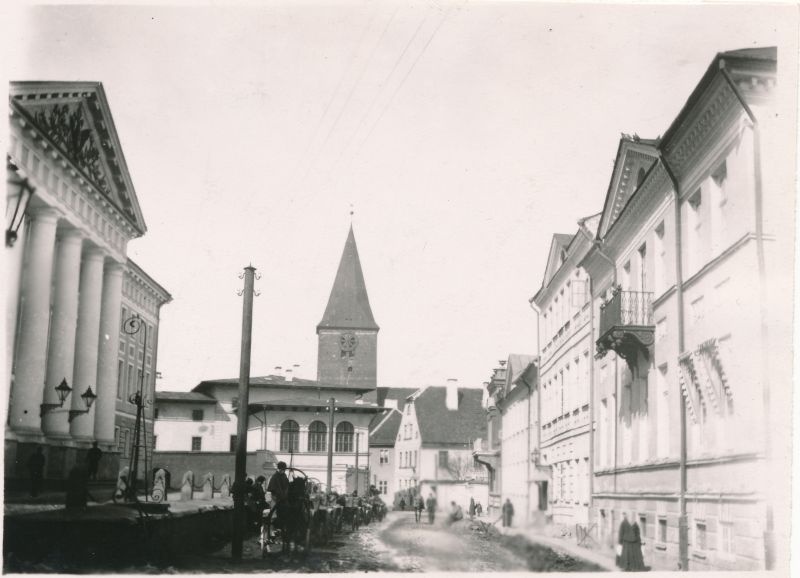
317,226,379,332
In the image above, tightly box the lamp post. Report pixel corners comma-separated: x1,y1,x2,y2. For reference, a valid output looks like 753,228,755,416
6,158,36,248
326,398,336,492
122,314,152,502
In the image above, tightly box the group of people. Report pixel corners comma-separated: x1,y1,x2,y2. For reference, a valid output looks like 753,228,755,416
26,442,104,502
243,460,292,535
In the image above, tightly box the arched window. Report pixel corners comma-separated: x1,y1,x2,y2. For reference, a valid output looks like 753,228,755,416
280,419,299,452
308,420,327,452
335,421,354,453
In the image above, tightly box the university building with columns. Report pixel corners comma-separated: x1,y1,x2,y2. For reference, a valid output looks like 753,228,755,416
6,81,170,487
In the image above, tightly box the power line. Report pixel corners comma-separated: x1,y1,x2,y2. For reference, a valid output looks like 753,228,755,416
325,6,430,181
351,4,455,165
290,4,380,187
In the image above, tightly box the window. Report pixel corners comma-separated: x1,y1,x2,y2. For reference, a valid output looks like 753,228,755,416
719,521,734,554
639,515,648,541
657,364,670,458
308,420,327,452
654,222,666,293
117,428,127,455
117,360,124,399
147,324,154,349
413,450,417,469
658,518,668,543
438,450,449,468
695,521,707,551
710,161,728,255
154,407,159,419
127,363,134,398
335,421,354,452
347,366,353,373
152,435,157,450
379,449,389,464
191,436,202,452
192,409,204,421
280,420,300,452
379,481,387,494
229,435,237,452
120,307,127,330
687,189,703,273
638,244,647,291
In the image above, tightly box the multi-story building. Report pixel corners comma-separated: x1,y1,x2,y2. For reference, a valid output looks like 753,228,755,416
153,372,381,492
530,220,597,526
115,260,171,477
6,81,167,487
395,381,488,510
368,387,417,498
473,362,506,518
582,47,790,571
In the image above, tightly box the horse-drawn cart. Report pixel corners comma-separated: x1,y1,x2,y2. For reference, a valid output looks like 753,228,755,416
260,468,314,557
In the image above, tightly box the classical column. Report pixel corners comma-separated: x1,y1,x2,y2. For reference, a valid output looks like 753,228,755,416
69,247,105,441
8,207,60,434
94,260,124,445
42,229,84,438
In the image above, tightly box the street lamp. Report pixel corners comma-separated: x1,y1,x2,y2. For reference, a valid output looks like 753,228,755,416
6,158,36,248
68,387,97,422
40,378,73,416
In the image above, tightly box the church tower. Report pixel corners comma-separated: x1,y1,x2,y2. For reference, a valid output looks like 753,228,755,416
317,226,379,387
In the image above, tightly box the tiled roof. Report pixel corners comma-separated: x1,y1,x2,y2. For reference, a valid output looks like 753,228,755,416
155,391,216,403
193,375,375,393
414,387,486,446
506,354,537,388
369,409,403,446
317,226,379,331
369,387,418,435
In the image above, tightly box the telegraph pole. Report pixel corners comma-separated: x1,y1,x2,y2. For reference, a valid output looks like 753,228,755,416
354,432,360,495
232,265,258,561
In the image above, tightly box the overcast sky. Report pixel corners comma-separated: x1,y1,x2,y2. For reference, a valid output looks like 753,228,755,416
6,2,797,392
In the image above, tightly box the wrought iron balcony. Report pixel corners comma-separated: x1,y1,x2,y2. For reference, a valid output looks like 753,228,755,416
596,289,654,364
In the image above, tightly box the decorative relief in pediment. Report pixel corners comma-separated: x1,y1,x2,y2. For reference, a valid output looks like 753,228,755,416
12,92,140,229
30,103,111,196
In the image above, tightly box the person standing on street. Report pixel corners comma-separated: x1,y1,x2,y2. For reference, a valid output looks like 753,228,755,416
414,494,425,522
617,512,646,571
425,492,437,524
469,497,476,520
87,441,103,481
399,496,406,511
27,446,45,497
502,498,515,527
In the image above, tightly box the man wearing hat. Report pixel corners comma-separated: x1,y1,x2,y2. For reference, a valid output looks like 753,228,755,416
267,461,290,504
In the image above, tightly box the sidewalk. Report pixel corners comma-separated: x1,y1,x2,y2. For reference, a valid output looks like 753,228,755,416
498,524,618,571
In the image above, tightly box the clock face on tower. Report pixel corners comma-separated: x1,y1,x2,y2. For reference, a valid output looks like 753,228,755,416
340,333,358,352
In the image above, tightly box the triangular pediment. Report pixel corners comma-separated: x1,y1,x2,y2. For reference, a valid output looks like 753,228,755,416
10,82,146,235
597,135,660,239
542,233,574,288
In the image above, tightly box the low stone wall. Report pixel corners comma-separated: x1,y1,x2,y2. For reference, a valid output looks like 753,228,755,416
152,450,274,490
4,503,234,571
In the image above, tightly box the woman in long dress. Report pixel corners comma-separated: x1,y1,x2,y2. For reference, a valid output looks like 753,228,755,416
618,512,646,571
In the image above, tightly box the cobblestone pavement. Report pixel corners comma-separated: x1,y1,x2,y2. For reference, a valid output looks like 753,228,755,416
157,511,603,573
10,511,603,573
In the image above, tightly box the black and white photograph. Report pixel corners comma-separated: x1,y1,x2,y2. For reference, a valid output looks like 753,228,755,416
3,1,798,574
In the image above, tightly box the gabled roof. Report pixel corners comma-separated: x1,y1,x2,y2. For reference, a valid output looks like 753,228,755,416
192,374,375,395
317,226,379,332
375,387,418,410
369,408,403,446
543,233,574,286
505,354,537,390
413,387,486,446
155,391,216,404
596,135,660,239
9,81,146,236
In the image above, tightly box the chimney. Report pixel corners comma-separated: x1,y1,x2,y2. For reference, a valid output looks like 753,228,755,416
293,363,300,377
285,368,293,382
274,366,283,380
446,378,458,410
